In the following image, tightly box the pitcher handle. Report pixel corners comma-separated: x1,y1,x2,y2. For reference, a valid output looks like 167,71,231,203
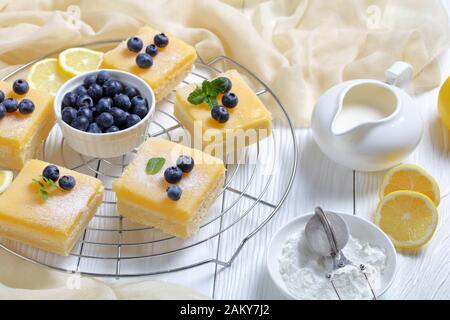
385,61,413,88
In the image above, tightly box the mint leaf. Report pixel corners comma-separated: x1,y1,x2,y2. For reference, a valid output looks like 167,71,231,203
211,77,229,94
205,96,218,108
187,86,206,105
39,189,49,201
146,157,166,175
32,178,44,188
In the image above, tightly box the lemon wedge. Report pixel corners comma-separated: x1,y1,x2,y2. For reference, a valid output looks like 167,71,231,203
0,170,13,194
58,48,103,77
375,191,438,249
379,164,440,206
27,58,69,95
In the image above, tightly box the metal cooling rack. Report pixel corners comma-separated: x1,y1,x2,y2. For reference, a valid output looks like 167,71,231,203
0,40,297,277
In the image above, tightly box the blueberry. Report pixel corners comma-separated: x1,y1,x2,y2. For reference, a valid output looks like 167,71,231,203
96,71,111,85
3,98,18,113
136,53,153,69
221,92,238,108
87,122,102,133
77,107,94,122
62,107,78,124
71,115,90,131
111,107,128,127
83,74,97,87
96,112,114,129
12,79,29,95
59,175,76,190
131,104,148,119
176,155,194,173
164,166,183,184
217,77,232,93
124,86,140,99
211,105,229,123
18,99,35,114
76,94,94,109
166,185,182,201
154,33,169,48
62,91,78,108
105,125,120,133
87,83,103,101
73,85,88,96
125,113,141,128
145,44,158,57
0,90,5,103
102,80,123,97
114,94,132,111
96,97,113,114
42,165,59,182
131,95,147,109
127,36,143,52
0,104,6,119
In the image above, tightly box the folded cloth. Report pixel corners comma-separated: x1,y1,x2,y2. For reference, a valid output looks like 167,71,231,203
0,0,448,126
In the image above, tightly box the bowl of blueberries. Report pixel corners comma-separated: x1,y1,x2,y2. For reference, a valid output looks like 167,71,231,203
55,69,155,158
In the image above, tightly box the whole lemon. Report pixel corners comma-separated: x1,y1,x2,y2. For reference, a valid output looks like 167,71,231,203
438,77,450,130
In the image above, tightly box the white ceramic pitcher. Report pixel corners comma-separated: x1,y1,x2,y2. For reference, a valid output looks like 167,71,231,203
311,62,423,172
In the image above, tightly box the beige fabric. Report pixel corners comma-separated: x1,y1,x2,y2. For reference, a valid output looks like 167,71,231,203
0,0,448,299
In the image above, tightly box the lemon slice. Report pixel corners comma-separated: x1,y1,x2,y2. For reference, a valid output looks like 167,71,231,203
379,164,440,206
0,170,13,194
58,48,103,77
27,58,69,95
375,191,438,249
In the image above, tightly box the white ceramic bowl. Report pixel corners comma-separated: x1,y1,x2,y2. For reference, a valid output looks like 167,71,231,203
266,213,397,300
54,69,155,158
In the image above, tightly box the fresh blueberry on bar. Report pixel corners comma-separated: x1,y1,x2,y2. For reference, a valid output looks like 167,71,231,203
71,115,90,131
176,155,194,173
102,79,123,97
124,86,140,99
96,112,114,129
96,97,113,114
125,113,141,128
0,104,6,119
127,36,143,52
114,94,132,111
18,99,35,115
43,165,60,182
3,98,18,113
211,105,229,123
145,44,158,57
0,90,5,103
87,122,102,133
96,71,111,85
164,166,183,184
110,107,128,127
62,91,78,108
62,107,78,124
154,33,169,48
83,74,98,87
12,79,29,95
167,185,182,201
59,175,76,190
76,94,94,109
136,53,153,69
222,92,238,108
87,83,103,102
218,77,232,93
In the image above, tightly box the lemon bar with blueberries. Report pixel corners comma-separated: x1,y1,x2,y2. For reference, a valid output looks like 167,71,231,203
0,159,104,256
174,69,272,157
0,80,55,170
113,138,225,238
102,26,197,102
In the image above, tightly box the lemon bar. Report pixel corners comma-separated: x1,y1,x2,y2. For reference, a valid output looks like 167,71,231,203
113,138,225,238
0,159,104,255
102,26,197,102
0,81,55,170
174,70,272,157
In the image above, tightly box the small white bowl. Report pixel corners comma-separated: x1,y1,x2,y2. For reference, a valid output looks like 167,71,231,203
54,69,155,158
267,213,397,300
